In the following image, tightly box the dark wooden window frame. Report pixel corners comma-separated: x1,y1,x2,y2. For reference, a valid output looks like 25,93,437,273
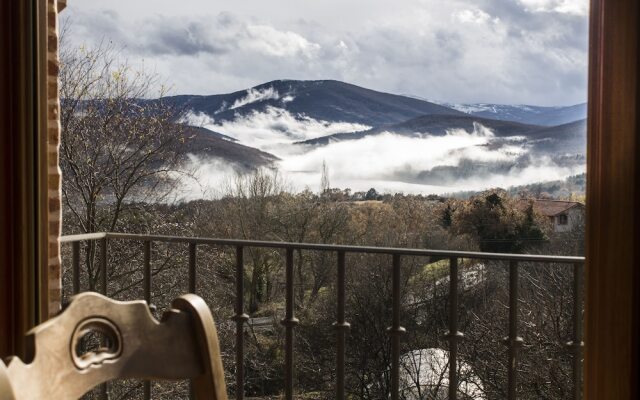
0,0,49,358
1,0,639,398
584,0,640,398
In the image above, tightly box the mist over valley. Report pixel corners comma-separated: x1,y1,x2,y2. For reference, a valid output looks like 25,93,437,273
162,80,586,198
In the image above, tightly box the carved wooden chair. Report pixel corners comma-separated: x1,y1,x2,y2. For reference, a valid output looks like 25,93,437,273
0,292,228,400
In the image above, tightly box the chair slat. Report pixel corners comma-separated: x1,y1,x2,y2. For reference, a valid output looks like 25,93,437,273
4,292,227,400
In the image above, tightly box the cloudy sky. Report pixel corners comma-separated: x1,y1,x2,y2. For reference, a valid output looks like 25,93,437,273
64,0,589,106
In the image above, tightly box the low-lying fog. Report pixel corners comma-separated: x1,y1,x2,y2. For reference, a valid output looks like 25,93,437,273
176,108,585,199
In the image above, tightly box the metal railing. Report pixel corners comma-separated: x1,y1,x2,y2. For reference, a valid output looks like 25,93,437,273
61,232,585,400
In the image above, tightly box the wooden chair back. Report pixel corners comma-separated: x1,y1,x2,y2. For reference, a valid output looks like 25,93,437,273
0,292,227,400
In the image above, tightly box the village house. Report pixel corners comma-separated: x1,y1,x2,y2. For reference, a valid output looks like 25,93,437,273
528,199,585,233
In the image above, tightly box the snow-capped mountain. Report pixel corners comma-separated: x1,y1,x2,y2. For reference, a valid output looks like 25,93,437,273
150,80,586,195
440,102,587,126
163,79,465,127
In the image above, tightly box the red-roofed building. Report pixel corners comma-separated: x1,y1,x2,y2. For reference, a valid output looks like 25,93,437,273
520,199,585,233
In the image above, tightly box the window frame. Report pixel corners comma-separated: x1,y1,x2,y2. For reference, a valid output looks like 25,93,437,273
1,0,639,398
584,0,640,398
0,0,48,358
557,214,569,225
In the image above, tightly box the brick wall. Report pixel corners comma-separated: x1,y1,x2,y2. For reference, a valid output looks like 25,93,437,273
46,0,64,317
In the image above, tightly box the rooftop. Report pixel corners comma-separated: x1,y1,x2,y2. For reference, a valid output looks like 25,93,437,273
519,199,584,217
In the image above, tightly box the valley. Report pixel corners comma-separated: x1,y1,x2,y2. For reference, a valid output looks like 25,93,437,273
156,80,586,197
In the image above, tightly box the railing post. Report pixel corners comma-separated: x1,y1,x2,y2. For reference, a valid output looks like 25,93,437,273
188,242,197,294
280,248,299,400
58,233,586,400
187,241,198,400
143,240,152,400
72,241,80,294
503,260,523,400
232,246,249,400
567,262,584,400
387,254,405,400
444,257,464,400
333,251,350,400
100,238,108,296
99,237,109,400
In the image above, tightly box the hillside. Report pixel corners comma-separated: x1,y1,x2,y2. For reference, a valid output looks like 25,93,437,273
444,102,587,126
526,119,587,154
162,80,466,126
448,173,587,199
147,79,588,195
296,114,543,146
179,126,278,169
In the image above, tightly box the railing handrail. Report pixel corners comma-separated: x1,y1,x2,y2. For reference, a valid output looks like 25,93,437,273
60,231,585,400
60,232,107,242
60,231,585,264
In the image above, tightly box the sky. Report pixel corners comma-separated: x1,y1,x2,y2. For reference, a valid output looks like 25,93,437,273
63,0,589,106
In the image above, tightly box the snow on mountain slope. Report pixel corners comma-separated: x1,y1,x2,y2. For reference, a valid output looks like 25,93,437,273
161,80,586,197
441,102,586,126
163,80,466,127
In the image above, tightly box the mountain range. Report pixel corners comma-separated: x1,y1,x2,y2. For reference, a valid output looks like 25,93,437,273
297,114,541,145
179,126,278,169
151,80,586,194
164,80,468,128
299,114,586,156
160,79,586,164
436,102,586,127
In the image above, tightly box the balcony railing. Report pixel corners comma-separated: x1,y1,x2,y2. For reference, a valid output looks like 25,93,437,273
60,232,585,400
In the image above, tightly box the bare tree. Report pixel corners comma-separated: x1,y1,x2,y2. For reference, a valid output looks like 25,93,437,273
59,36,189,289
320,160,330,196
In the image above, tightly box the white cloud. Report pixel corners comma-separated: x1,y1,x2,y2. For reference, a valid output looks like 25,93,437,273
230,87,281,110
64,0,589,106
173,120,584,197
245,25,321,58
518,0,589,16
180,111,217,126
275,130,582,194
170,155,242,200
454,9,493,24
280,130,494,180
203,106,370,151
278,127,513,186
